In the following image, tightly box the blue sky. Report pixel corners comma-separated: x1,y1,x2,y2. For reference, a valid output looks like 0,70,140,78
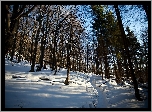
75,5,148,45
118,5,148,44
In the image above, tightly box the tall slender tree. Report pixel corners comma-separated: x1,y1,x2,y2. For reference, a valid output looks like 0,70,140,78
114,5,142,101
29,13,43,72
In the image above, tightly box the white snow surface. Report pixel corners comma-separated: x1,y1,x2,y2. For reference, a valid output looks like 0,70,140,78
5,58,148,108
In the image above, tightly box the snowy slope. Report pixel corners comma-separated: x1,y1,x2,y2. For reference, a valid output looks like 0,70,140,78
5,58,149,108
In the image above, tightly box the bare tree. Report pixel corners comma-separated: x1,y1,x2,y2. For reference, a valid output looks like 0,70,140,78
5,5,37,55
29,10,43,72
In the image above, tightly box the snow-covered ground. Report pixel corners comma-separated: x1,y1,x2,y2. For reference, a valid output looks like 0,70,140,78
5,57,149,108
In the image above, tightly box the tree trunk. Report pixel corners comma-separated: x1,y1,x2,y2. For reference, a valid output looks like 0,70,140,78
114,5,142,101
76,52,78,71
49,41,53,69
65,43,70,85
87,44,89,72
103,45,109,79
18,35,23,63
39,23,46,69
79,58,81,72
10,31,18,61
116,58,122,80
95,58,99,75
39,41,45,69
18,17,26,63
30,40,38,72
30,20,42,72
67,44,70,82
5,5,36,54
122,50,129,79
53,35,57,74
52,27,58,74
30,36,34,65
104,54,109,79
5,5,19,54
99,58,103,80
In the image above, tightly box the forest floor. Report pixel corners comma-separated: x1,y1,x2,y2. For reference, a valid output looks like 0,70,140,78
5,58,149,109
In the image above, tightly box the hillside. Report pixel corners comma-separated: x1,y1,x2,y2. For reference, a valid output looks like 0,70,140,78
5,57,148,108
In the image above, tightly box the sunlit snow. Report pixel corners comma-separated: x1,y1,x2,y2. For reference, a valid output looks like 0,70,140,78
5,57,148,108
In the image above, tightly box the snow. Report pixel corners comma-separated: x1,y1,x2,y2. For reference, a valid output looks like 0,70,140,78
5,58,149,108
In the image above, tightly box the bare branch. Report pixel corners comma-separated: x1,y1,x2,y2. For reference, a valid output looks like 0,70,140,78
15,5,26,19
16,5,37,19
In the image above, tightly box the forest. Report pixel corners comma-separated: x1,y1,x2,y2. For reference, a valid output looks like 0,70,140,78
4,4,149,104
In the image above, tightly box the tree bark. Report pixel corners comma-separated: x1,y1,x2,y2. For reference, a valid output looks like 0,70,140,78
39,21,47,69
18,34,23,63
65,43,71,85
10,30,18,61
114,5,142,101
30,35,34,65
87,44,89,72
30,19,42,72
39,38,45,69
53,31,57,74
116,58,122,80
5,5,37,55
122,49,129,79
